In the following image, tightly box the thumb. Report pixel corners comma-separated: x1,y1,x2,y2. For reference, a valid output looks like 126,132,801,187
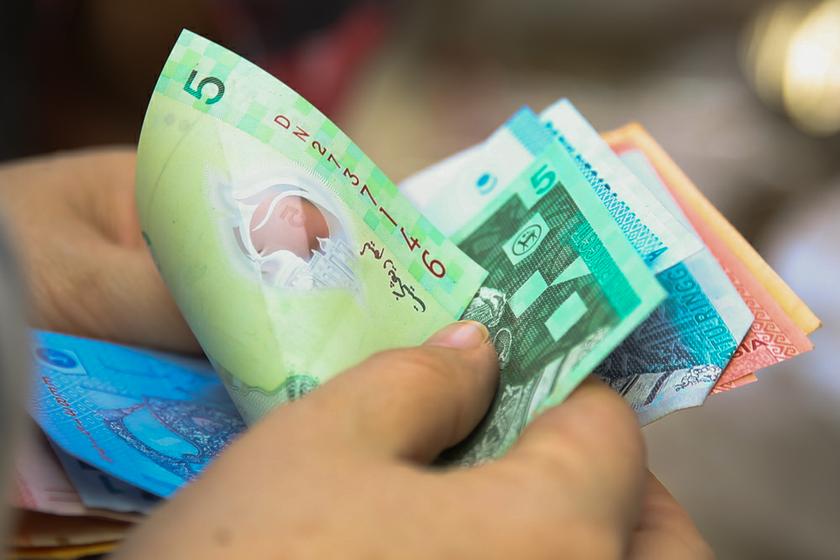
282,321,499,463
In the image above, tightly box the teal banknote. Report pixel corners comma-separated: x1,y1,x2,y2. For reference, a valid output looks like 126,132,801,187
402,101,701,274
440,109,665,464
402,102,751,426
137,30,487,422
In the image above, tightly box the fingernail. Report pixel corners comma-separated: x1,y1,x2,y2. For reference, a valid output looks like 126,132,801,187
425,320,490,349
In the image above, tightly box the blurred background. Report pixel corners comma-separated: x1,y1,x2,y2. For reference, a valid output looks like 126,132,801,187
1,1,838,558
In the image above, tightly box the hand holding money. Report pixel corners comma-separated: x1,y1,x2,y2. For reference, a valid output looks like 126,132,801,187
131,31,817,456
114,322,709,560
13,29,818,558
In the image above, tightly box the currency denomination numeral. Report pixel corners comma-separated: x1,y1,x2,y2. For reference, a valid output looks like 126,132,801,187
184,70,225,105
530,164,556,196
274,112,454,279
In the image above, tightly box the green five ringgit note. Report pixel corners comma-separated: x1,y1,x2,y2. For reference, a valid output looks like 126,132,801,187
136,30,487,422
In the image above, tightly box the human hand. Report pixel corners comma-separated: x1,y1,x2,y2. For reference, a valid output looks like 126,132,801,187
0,149,197,352
115,321,712,559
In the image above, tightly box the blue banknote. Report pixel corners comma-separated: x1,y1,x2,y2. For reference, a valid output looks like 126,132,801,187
29,331,246,497
593,149,754,423
51,443,161,514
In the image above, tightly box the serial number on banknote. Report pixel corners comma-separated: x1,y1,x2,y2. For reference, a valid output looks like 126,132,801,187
274,113,449,280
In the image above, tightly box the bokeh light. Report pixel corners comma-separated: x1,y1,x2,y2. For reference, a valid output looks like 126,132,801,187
743,0,840,136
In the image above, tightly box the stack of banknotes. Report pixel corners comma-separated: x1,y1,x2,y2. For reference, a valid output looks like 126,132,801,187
16,30,820,557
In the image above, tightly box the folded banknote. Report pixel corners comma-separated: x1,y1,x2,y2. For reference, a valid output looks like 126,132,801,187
136,29,487,425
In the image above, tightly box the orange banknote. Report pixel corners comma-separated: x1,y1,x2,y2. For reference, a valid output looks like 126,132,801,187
603,124,817,392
